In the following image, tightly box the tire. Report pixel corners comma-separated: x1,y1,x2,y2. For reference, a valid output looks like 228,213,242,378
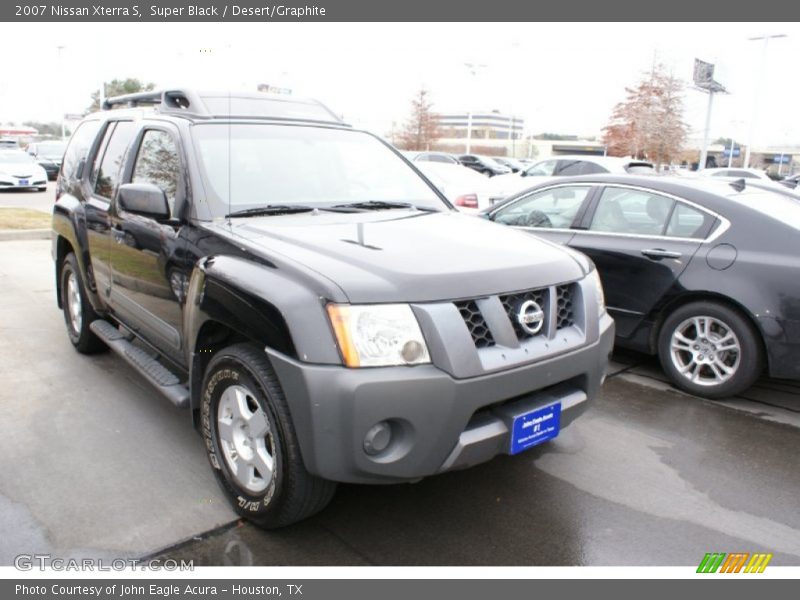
657,301,763,399
60,253,107,354
200,343,336,528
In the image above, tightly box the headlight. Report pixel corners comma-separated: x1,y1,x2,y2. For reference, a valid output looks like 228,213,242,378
588,269,606,316
327,303,431,367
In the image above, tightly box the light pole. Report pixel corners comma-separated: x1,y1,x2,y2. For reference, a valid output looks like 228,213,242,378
463,62,486,154
743,33,787,168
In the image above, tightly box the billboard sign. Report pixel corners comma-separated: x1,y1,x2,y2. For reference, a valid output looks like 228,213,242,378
693,59,727,93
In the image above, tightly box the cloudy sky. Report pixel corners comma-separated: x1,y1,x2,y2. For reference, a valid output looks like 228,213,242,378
1,22,798,147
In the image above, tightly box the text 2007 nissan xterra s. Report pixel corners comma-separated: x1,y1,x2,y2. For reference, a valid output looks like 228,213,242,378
52,90,614,527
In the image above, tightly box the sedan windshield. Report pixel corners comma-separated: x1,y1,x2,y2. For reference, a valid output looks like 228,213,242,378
37,142,67,156
192,123,447,216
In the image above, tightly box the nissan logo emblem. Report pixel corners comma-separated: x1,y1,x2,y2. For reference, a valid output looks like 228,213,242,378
517,300,545,335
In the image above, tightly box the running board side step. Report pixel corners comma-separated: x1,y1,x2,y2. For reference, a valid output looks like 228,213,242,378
90,320,190,409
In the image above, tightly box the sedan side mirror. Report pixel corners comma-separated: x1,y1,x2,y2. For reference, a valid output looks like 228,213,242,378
117,183,170,220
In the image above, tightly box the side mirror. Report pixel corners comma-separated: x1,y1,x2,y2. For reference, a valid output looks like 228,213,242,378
117,183,170,220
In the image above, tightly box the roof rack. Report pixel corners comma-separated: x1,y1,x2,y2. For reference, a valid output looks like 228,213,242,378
101,88,345,125
101,90,202,112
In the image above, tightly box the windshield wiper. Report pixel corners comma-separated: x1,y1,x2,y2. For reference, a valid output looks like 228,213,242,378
332,200,436,212
225,204,316,218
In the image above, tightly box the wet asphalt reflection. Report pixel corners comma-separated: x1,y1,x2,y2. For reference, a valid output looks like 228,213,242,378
156,375,800,566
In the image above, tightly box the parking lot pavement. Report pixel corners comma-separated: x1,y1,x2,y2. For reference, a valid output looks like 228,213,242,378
0,239,235,565
0,182,56,213
2,239,799,566
156,373,800,566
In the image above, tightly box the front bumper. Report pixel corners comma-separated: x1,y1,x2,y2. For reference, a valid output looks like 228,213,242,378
268,313,614,484
0,175,47,189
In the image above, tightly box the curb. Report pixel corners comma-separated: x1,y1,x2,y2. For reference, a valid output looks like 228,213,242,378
0,229,50,241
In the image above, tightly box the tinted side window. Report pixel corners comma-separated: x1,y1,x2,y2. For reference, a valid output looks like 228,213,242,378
61,120,101,180
525,160,557,177
589,187,674,235
94,121,137,200
666,202,712,239
131,130,180,213
494,186,591,228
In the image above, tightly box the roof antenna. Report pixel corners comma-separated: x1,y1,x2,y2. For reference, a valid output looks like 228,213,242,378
729,178,746,192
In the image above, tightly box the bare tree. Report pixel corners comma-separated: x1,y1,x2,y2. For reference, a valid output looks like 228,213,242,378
602,65,688,168
396,88,442,151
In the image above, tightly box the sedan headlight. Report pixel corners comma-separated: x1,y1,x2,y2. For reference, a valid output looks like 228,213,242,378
327,303,431,367
588,269,606,316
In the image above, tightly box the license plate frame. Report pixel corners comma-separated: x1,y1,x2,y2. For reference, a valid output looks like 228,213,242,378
509,402,561,455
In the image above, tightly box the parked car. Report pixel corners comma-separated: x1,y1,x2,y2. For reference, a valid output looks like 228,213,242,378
779,173,800,190
27,140,67,180
493,157,525,173
0,138,20,149
53,89,613,529
414,161,493,212
487,155,654,204
404,150,460,165
484,174,800,399
458,154,512,177
697,167,772,181
0,150,48,191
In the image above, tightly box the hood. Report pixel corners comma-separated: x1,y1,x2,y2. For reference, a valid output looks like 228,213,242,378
0,161,44,176
206,210,587,303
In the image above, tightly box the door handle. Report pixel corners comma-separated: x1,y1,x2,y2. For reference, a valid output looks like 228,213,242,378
641,248,682,260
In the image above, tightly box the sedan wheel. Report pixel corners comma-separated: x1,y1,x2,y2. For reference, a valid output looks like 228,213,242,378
669,316,740,387
658,301,763,399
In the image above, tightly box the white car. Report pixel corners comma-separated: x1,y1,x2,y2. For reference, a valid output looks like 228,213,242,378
414,161,493,213
0,150,48,191
486,155,654,205
697,167,773,181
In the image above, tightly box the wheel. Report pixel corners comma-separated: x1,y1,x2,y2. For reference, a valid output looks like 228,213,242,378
60,253,106,354
201,343,336,528
657,301,763,399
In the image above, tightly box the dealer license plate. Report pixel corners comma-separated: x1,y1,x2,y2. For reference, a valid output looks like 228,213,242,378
18,179,29,186
509,403,561,455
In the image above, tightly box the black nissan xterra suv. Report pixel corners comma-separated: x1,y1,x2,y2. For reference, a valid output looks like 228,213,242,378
52,90,614,528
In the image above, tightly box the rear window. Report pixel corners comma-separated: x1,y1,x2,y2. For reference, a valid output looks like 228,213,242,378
61,120,101,180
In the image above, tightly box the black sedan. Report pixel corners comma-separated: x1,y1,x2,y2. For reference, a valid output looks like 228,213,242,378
458,154,512,177
484,174,800,398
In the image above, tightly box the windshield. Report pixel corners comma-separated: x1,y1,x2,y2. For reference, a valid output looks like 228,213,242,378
37,142,67,156
0,151,35,164
192,123,447,215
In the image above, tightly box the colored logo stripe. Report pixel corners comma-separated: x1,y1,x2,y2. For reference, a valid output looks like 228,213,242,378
697,552,772,573
744,553,773,573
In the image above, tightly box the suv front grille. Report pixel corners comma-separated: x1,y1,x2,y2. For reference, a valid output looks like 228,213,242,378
454,299,496,348
455,282,579,348
555,284,575,329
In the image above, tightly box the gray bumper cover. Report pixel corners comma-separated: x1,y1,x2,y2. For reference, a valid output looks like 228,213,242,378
267,314,614,484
